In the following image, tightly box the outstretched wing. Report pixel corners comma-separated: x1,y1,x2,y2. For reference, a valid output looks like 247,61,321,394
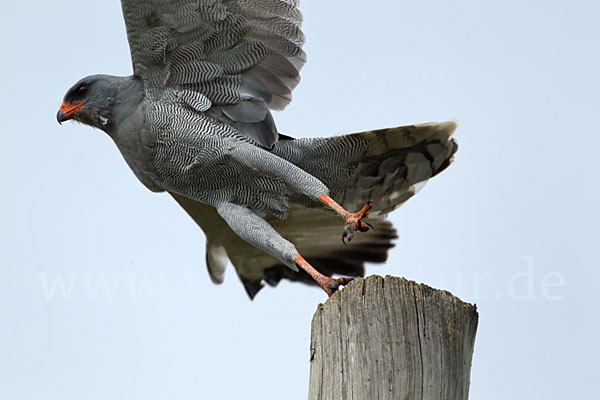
121,0,306,147
170,193,397,299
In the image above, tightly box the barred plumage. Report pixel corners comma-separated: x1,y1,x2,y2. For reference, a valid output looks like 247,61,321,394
122,0,305,109
57,1,458,298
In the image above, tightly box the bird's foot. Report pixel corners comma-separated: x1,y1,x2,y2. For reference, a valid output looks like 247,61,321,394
295,254,353,297
322,276,354,297
316,195,373,244
341,200,373,244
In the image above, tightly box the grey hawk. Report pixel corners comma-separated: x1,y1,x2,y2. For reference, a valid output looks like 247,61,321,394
56,0,457,298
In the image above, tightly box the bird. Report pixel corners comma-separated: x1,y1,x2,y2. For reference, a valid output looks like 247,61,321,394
57,0,457,299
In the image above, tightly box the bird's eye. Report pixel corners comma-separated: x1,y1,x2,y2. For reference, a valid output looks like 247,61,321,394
77,86,88,96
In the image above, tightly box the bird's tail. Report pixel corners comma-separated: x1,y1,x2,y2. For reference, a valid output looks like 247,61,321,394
274,121,458,215
172,121,457,298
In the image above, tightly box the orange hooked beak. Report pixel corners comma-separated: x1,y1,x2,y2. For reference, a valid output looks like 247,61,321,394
56,101,84,124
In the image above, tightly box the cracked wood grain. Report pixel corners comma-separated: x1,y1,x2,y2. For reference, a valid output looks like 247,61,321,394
308,276,478,400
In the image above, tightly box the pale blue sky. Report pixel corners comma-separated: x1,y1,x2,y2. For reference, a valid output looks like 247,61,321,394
1,1,598,399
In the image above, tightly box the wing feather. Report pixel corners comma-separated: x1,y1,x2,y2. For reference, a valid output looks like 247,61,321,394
170,193,397,299
121,0,305,148
121,0,305,110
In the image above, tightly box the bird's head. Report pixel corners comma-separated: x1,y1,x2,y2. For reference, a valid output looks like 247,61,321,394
56,75,119,131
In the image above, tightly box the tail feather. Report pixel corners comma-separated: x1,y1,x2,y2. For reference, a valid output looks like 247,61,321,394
351,122,458,214
273,120,458,215
170,121,457,298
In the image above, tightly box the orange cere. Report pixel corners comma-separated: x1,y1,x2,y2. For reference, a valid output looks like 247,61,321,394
59,101,84,118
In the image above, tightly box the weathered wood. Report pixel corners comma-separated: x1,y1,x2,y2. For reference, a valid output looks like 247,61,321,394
308,275,478,400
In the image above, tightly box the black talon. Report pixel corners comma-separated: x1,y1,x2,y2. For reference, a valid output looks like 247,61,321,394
342,233,352,245
342,225,354,245
358,221,371,232
324,277,355,296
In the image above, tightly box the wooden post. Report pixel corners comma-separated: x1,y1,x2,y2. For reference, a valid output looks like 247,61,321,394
308,275,478,400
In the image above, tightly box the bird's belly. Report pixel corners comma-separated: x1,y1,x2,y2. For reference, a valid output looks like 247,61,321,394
154,139,291,217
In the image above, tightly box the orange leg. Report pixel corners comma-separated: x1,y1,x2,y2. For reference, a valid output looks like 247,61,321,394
318,195,373,244
295,254,353,297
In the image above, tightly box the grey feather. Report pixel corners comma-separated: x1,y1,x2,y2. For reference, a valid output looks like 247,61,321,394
58,2,458,298
206,241,228,284
207,98,278,148
121,0,305,110
171,194,398,299
163,121,456,298
121,0,303,145
271,122,458,215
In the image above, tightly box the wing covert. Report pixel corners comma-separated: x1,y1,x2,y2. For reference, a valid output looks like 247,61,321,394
121,0,306,110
